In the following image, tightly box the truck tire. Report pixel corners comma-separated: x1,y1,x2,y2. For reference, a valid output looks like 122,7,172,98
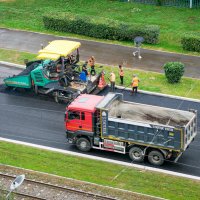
129,146,144,163
148,150,164,166
76,137,91,152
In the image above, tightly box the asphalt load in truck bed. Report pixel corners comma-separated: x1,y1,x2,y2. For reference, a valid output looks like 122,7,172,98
109,100,194,127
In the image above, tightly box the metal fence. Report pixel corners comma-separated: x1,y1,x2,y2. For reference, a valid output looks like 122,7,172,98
122,0,200,8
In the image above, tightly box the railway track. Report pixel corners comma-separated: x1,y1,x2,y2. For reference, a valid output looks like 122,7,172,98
0,173,117,200
1,188,46,200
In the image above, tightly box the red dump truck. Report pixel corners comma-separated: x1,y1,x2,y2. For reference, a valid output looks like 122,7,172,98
65,93,197,166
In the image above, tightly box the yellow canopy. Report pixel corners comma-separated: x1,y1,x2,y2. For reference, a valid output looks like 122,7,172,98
37,40,81,60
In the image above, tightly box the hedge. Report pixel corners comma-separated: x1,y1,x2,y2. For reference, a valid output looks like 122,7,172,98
181,33,200,52
43,13,160,44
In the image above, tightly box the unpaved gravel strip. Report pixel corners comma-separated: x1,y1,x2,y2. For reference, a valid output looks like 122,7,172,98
0,165,164,200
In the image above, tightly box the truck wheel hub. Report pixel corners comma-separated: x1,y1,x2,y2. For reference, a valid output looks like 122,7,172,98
153,155,159,161
133,151,140,157
80,141,87,148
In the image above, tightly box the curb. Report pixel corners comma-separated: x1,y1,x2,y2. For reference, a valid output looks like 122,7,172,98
0,137,200,181
0,61,25,69
115,85,200,103
1,60,200,103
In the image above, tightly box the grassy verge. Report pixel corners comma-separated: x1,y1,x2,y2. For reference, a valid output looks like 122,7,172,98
0,141,200,200
0,48,36,64
1,48,200,100
0,0,200,55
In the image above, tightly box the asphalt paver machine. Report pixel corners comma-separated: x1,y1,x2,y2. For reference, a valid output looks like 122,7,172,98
4,40,107,103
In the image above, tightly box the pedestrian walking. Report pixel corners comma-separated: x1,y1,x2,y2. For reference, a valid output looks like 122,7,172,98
88,56,96,76
109,71,116,92
119,65,124,85
133,41,142,59
132,36,144,59
131,74,140,95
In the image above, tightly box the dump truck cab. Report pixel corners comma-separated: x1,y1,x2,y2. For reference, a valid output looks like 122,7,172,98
65,94,104,149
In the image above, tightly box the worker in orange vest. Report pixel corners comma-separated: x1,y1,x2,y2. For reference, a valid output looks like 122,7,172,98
131,74,140,95
109,71,116,92
119,65,124,85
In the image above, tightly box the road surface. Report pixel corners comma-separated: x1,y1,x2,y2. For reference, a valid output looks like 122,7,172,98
0,65,200,177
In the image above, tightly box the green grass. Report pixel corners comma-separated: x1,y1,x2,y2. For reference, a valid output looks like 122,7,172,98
0,0,200,55
1,47,200,100
0,48,36,64
0,141,200,200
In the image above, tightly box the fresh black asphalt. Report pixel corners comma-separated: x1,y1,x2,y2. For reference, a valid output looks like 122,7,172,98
0,65,200,177
0,28,200,78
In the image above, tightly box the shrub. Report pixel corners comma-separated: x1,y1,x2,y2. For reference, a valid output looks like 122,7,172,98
163,62,185,83
43,13,160,44
181,33,200,52
156,0,164,6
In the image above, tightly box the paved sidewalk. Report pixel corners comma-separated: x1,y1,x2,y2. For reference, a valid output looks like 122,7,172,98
0,28,200,78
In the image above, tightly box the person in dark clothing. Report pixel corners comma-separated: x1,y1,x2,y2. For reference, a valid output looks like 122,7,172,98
82,61,88,75
119,65,124,85
82,61,89,81
88,56,96,76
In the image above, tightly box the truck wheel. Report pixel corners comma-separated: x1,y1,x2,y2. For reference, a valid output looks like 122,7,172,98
129,146,144,163
148,150,164,166
76,137,91,152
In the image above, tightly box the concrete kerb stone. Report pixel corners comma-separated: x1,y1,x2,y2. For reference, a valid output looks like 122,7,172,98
113,84,200,103
116,85,200,103
1,60,200,103
0,61,25,69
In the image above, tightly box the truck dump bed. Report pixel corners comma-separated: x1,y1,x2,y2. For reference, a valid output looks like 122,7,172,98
96,93,197,151
108,99,194,127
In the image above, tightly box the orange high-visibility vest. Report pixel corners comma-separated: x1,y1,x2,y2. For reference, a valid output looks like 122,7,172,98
132,77,139,87
119,69,124,76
